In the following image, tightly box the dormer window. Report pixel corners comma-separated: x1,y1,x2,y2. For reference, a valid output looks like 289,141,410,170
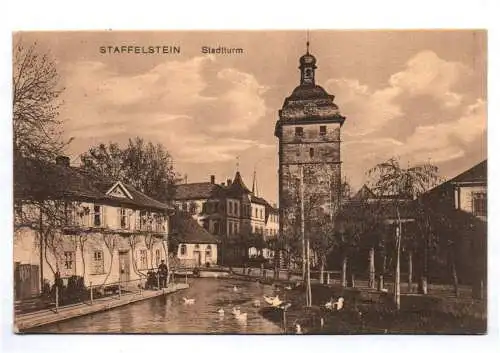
295,127,304,137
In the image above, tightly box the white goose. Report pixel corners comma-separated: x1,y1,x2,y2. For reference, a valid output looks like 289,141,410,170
182,297,195,305
295,323,303,334
252,299,261,308
284,285,292,290
263,295,283,307
232,307,248,321
324,297,344,311
233,286,239,292
217,308,225,316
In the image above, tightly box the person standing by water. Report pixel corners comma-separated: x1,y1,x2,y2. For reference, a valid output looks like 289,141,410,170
158,260,168,288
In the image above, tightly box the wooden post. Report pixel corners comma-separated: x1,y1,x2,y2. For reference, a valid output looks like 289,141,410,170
90,281,93,305
394,224,401,310
118,283,122,298
55,285,59,313
139,277,142,295
283,307,287,334
326,272,330,284
185,273,188,284
157,271,160,289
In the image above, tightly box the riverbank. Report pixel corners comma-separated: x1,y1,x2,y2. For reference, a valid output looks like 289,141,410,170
259,283,486,334
15,283,189,332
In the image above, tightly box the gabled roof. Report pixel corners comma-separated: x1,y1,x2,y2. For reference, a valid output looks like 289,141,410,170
14,157,172,211
251,194,270,206
173,182,225,200
450,160,487,184
351,185,377,201
170,212,220,244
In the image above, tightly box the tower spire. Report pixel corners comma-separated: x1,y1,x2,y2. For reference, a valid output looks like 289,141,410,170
306,30,310,54
252,168,259,196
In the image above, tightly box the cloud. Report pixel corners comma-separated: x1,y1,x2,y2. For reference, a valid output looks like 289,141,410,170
325,50,473,138
329,51,484,190
389,50,471,108
61,56,268,164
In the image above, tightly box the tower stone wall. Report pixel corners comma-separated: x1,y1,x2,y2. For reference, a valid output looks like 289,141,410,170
275,47,347,250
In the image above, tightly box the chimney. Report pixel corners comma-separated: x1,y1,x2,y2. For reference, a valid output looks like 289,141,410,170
210,175,215,184
55,155,70,167
227,179,232,186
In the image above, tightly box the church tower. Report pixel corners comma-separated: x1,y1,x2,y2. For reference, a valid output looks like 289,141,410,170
275,43,346,241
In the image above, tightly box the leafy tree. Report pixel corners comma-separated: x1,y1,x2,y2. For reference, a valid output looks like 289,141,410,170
80,137,179,201
368,157,440,309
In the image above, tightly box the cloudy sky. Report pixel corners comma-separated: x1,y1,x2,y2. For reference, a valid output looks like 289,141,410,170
14,31,487,204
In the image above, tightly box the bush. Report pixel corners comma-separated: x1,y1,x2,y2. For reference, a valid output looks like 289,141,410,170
193,267,201,277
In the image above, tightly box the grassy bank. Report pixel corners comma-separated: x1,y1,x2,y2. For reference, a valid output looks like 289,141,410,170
259,283,486,334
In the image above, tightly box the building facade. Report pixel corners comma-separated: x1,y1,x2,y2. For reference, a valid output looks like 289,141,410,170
275,45,347,258
173,172,278,264
13,157,174,299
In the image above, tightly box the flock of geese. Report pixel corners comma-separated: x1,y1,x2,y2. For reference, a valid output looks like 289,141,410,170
181,284,345,334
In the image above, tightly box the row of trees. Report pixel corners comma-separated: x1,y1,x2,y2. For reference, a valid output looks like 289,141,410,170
273,157,484,309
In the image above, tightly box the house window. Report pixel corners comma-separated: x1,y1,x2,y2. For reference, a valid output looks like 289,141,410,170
295,127,304,137
182,203,188,212
309,148,315,158
155,249,161,267
92,250,105,274
93,205,102,227
235,204,238,216
229,201,233,215
138,249,147,269
180,244,187,256
472,192,487,217
234,223,239,234
206,245,212,259
120,208,129,229
320,125,327,136
63,251,75,270
260,209,263,219
213,222,219,235
229,222,233,235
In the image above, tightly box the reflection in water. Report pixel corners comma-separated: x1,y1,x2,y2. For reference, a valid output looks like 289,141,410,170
30,278,282,334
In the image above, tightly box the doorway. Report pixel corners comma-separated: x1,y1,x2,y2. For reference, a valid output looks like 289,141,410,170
118,251,130,284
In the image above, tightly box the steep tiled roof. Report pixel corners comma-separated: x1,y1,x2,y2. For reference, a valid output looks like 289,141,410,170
173,182,225,200
226,171,251,196
251,194,270,206
170,212,220,244
14,157,171,211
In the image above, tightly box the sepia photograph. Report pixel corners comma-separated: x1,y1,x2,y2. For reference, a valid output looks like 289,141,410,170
12,30,487,335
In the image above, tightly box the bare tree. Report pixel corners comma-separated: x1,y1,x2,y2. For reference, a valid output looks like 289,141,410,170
13,40,71,161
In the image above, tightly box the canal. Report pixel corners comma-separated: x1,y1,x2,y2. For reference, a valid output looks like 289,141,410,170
29,278,282,334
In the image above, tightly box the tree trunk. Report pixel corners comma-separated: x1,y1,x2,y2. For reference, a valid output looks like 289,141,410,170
407,250,413,293
306,238,312,307
418,232,429,295
319,257,325,285
394,224,401,310
377,253,386,291
368,247,375,289
341,254,347,288
451,250,459,298
38,208,44,292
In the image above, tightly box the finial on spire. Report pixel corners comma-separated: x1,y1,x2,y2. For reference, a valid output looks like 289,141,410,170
306,30,310,54
236,155,240,171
